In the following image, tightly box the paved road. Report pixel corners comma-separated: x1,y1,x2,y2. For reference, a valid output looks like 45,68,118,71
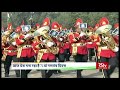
1,56,119,78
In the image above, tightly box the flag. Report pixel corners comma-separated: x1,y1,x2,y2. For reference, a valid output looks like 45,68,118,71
7,12,12,30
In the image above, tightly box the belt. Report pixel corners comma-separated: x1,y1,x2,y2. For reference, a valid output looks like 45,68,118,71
101,46,109,50
8,50,17,53
72,43,85,47
22,45,32,48
39,49,50,53
87,42,93,44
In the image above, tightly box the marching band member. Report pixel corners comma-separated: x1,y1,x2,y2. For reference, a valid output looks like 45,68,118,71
93,23,103,72
68,18,88,78
95,17,118,78
63,28,71,61
86,26,97,62
93,23,101,60
2,27,20,77
51,22,63,74
32,23,41,57
36,23,41,29
15,25,35,78
33,18,56,78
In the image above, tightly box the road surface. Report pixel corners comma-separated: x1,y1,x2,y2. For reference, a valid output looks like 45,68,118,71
1,56,119,78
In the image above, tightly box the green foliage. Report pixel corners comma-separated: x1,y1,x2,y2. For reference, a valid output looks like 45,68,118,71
1,12,118,29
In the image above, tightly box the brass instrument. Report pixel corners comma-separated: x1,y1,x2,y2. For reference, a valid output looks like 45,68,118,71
85,28,93,38
2,30,13,44
2,35,8,44
101,32,118,52
95,25,118,52
1,30,14,60
34,26,59,54
28,28,36,35
85,29,90,35
41,34,58,55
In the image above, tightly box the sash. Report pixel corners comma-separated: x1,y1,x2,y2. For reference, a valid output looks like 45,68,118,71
17,47,23,58
71,43,77,55
36,49,47,63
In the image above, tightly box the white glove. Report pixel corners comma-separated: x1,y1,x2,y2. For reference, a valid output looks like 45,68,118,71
47,42,54,47
113,46,119,52
80,32,86,36
24,34,31,39
59,38,63,41
12,42,16,45
43,40,46,43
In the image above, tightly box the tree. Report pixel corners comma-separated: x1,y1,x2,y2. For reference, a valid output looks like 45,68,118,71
1,12,119,29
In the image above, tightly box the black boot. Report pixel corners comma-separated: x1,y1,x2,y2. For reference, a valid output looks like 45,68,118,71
15,70,20,77
46,70,54,78
5,73,9,77
58,70,62,73
53,70,58,74
5,68,9,77
77,70,83,78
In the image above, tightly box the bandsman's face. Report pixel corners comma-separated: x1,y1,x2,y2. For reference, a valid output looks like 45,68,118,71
76,28,81,33
22,31,27,35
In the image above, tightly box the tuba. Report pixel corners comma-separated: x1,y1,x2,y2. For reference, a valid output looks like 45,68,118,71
34,26,59,54
95,24,118,52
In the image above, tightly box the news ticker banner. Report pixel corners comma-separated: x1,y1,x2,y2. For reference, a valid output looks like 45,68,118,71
11,62,108,70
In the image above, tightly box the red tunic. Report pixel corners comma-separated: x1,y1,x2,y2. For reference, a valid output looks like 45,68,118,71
2,43,17,56
68,32,88,55
63,42,70,49
99,35,117,58
58,42,65,54
90,35,101,50
100,49,116,58
52,37,65,54
42,53,55,60
32,38,56,61
32,41,40,54
16,34,35,58
7,45,17,56
86,35,95,49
